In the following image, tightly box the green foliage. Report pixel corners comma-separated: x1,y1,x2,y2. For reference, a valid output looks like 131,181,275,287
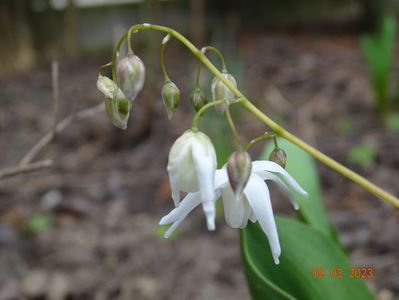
384,112,399,132
156,224,180,240
241,218,374,300
347,143,376,167
337,119,356,135
203,111,232,167
360,15,397,116
25,214,54,234
261,139,337,241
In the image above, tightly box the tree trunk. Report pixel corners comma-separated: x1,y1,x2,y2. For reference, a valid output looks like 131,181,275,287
0,0,34,77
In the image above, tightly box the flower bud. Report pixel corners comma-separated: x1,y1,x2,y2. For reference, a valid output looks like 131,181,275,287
269,148,287,168
190,87,207,112
211,71,237,114
104,89,132,130
162,80,180,119
226,151,252,196
116,54,145,101
167,129,217,230
97,75,117,99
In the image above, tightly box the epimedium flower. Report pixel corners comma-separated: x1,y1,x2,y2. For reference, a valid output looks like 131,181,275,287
160,160,307,264
167,129,217,230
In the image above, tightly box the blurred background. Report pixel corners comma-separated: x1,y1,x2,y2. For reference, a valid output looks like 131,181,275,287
0,0,399,299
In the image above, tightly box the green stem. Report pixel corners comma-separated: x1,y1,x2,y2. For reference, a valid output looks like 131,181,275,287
202,46,227,71
192,100,226,131
97,62,112,75
127,25,136,54
111,23,399,209
273,136,279,149
225,107,242,149
194,46,226,87
244,132,276,152
242,100,399,208
111,24,142,81
192,97,245,131
194,61,202,86
160,42,170,81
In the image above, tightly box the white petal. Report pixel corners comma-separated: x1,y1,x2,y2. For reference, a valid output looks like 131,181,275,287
159,192,202,238
192,137,217,231
222,186,251,228
159,192,201,225
215,168,229,189
249,210,256,223
244,174,281,264
252,160,307,196
167,134,196,206
262,172,299,210
168,171,181,207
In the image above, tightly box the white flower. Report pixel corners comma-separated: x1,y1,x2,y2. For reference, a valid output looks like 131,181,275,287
160,160,307,264
167,129,217,230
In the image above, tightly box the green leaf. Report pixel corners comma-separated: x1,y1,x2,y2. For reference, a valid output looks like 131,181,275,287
261,139,336,240
203,111,232,167
156,224,179,240
384,113,399,132
25,214,54,234
347,143,375,168
241,217,374,300
360,14,396,115
337,119,356,135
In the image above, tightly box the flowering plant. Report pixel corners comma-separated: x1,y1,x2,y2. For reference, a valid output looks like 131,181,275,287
96,23,398,299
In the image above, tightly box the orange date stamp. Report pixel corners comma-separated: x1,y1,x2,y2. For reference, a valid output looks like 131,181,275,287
311,267,374,279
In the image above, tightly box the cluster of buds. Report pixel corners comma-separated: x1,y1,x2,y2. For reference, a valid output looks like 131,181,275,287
97,33,240,129
97,53,145,129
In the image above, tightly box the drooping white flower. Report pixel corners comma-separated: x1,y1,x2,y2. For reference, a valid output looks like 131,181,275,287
160,160,307,264
167,129,217,230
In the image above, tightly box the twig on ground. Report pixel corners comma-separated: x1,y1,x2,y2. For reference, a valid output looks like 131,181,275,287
0,160,54,180
19,103,104,165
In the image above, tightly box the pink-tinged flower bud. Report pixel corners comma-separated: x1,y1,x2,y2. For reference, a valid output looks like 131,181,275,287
97,75,117,99
104,89,132,130
226,151,252,196
190,87,207,112
116,54,145,101
211,71,237,115
269,148,287,168
162,80,180,119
